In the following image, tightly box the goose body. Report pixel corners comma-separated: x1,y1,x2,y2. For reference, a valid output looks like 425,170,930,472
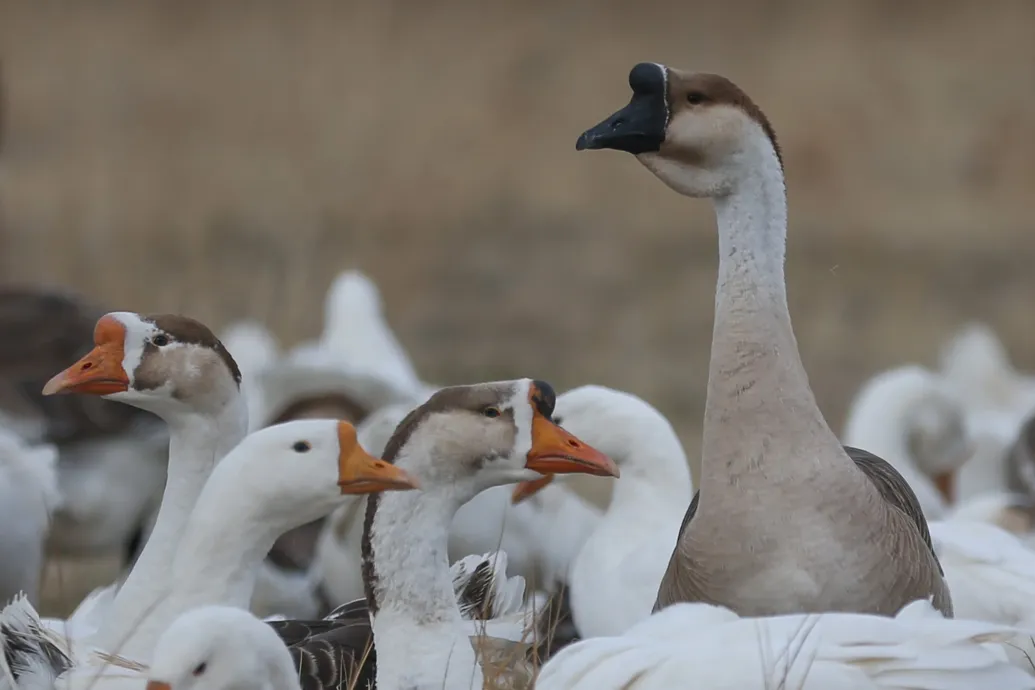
578,63,951,618
534,599,1034,689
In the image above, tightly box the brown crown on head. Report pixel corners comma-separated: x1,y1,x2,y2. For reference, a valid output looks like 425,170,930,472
665,69,782,168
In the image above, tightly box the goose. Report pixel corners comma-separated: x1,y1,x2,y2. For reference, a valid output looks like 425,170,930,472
511,384,693,638
40,312,249,649
939,323,1035,502
314,402,602,606
270,379,618,689
0,426,61,606
577,63,951,617
533,599,1035,689
0,418,416,690
254,271,424,580
843,365,973,519
0,287,167,569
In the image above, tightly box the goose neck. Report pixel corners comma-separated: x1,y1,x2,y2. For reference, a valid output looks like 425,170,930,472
92,397,248,650
700,149,839,492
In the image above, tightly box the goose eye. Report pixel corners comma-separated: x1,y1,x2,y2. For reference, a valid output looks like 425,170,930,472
482,407,501,419
293,441,312,453
686,92,706,105
152,334,170,347
192,662,207,676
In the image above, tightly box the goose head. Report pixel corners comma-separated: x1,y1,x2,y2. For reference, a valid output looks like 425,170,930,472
510,384,688,502
211,419,418,520
576,62,781,198
41,312,242,418
380,379,619,500
146,605,291,690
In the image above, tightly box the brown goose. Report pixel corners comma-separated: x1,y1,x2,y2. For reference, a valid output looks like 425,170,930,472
576,63,951,618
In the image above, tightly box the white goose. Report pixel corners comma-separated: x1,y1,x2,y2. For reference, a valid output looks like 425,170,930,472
534,599,1035,689
843,365,973,519
46,418,413,690
40,312,249,651
512,384,693,638
0,426,61,607
939,323,1035,502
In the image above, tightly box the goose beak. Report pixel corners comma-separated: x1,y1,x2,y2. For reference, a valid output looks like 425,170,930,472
42,316,130,396
524,411,619,479
145,682,171,690
336,421,420,494
511,473,555,504
933,471,954,503
576,63,668,154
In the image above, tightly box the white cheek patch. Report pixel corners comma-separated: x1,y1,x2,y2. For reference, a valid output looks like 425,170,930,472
110,312,158,388
507,379,535,462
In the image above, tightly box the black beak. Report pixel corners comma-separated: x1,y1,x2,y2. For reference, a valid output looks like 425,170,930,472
576,63,668,154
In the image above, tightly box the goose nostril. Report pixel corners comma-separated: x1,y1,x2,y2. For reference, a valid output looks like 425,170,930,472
567,439,580,448
81,362,93,371
611,118,625,130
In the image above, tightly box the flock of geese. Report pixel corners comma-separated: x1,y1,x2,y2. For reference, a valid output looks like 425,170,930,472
1,62,1035,689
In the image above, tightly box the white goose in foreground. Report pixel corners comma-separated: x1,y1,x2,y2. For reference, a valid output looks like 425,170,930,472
41,312,249,650
842,365,973,519
577,63,951,617
534,599,1035,689
512,385,692,638
0,425,61,607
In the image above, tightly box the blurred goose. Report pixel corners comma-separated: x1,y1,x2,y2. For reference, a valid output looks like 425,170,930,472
843,365,973,519
272,380,618,689
0,419,416,690
512,385,693,638
39,312,248,649
0,287,167,566
255,271,424,578
939,323,1035,502
534,599,1035,689
0,426,61,606
578,63,950,616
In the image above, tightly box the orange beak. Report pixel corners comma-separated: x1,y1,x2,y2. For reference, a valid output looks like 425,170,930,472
41,315,130,396
524,410,619,479
336,420,421,494
512,473,555,504
933,471,954,503
145,682,171,690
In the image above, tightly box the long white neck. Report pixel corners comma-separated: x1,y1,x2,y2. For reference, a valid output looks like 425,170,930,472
700,137,843,493
93,397,248,651
366,458,482,690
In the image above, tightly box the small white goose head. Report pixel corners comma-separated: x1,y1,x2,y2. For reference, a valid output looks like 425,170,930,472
41,312,242,418
576,63,781,198
145,605,291,690
378,378,619,499
217,420,419,515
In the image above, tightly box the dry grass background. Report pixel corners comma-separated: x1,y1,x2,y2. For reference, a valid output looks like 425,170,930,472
2,1,1035,610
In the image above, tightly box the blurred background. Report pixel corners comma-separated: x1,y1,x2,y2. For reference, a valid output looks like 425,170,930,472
2,1,1034,482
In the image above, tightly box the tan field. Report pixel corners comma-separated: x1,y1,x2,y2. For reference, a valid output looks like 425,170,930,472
2,1,1034,614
